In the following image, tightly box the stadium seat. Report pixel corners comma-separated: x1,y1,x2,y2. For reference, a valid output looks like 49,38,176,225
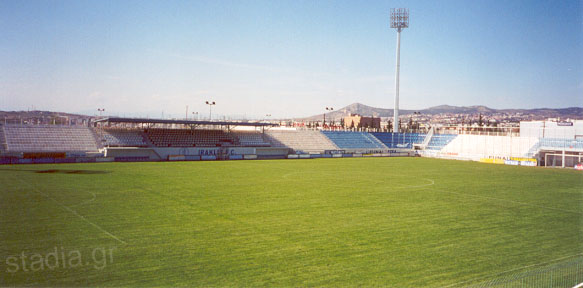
264,130,338,153
425,134,457,150
231,131,271,147
2,125,99,152
0,125,7,153
539,138,583,150
321,131,387,150
96,128,149,147
145,128,237,147
370,132,426,149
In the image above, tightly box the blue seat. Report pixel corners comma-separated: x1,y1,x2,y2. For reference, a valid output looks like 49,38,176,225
426,134,457,150
321,131,386,149
539,138,583,149
371,133,426,149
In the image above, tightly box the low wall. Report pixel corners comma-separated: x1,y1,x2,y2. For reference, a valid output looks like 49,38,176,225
1,146,415,165
152,147,257,159
440,134,539,159
104,148,162,160
479,157,538,166
256,147,289,159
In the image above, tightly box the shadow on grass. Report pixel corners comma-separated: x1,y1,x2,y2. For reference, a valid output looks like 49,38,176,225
0,168,111,175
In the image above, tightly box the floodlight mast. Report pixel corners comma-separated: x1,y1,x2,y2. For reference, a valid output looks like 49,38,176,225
391,8,409,133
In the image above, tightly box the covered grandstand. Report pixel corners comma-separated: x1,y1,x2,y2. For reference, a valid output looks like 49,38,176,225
93,117,286,161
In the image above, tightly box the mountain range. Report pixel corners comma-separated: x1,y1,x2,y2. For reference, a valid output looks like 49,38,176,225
2,103,582,122
300,103,583,121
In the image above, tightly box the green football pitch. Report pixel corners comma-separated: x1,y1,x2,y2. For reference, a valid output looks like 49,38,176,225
0,157,581,287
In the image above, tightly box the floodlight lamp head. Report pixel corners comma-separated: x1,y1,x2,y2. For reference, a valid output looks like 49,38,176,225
390,8,409,30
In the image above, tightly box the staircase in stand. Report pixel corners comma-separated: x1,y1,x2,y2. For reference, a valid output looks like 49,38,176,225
417,127,434,150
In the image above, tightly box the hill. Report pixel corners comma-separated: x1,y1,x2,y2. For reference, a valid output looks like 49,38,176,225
299,103,583,121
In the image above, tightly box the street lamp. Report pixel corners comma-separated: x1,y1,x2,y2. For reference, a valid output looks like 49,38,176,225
324,107,333,128
413,111,421,132
265,114,271,122
192,112,198,121
97,108,105,117
205,101,216,120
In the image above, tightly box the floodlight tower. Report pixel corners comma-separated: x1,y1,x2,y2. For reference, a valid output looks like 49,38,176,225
390,8,409,133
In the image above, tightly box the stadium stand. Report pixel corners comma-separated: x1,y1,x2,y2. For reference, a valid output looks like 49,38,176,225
2,117,577,167
322,131,387,150
538,138,583,150
2,125,99,152
145,128,237,147
231,131,271,147
265,130,338,153
425,134,457,151
97,128,149,147
0,125,7,153
525,140,541,158
371,132,426,149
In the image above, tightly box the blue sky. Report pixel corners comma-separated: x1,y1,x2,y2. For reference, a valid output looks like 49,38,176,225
0,0,581,119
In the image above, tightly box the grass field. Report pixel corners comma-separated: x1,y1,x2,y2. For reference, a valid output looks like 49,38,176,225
0,157,581,287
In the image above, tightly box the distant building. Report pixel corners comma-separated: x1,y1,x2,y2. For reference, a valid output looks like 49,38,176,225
343,114,381,129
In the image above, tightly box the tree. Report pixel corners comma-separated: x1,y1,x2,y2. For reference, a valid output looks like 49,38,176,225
478,113,484,127
350,120,355,129
340,118,345,128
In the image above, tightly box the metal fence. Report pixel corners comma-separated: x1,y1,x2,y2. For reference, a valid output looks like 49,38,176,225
469,256,583,288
